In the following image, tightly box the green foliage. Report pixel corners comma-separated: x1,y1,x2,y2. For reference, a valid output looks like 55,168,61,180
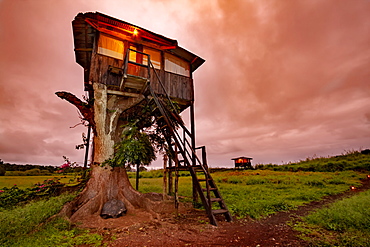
0,194,106,247
256,150,370,172
0,178,64,208
0,165,5,176
107,125,156,168
0,161,58,173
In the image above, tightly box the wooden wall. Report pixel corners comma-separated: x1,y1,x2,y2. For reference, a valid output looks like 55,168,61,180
89,54,194,103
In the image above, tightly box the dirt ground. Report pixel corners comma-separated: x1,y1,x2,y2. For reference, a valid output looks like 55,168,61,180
79,178,370,247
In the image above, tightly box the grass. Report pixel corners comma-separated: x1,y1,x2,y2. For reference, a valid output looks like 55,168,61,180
0,175,80,189
132,170,365,219
1,151,368,246
292,189,370,246
305,189,370,231
0,192,107,247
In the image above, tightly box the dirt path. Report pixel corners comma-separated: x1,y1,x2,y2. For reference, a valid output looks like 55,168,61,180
95,178,370,247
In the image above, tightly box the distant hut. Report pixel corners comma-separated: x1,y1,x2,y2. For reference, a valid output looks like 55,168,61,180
232,157,253,169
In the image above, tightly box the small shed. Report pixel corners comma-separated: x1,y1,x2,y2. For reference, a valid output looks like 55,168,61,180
232,157,253,169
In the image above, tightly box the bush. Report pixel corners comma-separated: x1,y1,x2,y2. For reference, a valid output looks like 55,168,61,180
24,168,41,176
0,178,64,208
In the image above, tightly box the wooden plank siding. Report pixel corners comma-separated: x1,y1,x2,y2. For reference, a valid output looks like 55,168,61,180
89,53,124,89
90,54,193,103
150,70,193,102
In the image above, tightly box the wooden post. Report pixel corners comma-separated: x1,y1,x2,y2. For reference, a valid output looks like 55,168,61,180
174,147,179,216
168,157,173,195
83,125,91,168
163,155,168,200
190,102,198,204
136,163,140,190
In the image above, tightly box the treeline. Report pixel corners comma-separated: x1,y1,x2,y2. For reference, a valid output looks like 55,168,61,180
255,150,370,172
0,160,58,176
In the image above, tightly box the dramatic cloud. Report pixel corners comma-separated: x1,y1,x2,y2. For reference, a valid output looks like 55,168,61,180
183,0,370,165
0,0,369,167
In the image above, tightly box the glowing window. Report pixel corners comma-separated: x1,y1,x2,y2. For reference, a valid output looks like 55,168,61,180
143,47,161,69
165,53,190,77
97,35,124,60
129,45,137,62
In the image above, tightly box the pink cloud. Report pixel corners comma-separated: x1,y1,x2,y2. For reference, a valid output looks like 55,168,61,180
0,0,369,167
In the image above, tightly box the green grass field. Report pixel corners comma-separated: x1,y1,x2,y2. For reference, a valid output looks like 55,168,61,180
1,165,368,246
132,170,365,219
292,189,370,246
0,175,79,189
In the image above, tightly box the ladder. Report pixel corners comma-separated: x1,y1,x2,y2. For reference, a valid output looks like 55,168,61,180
145,62,232,226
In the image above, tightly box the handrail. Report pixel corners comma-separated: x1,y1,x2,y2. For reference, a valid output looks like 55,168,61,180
147,80,206,173
123,49,150,73
121,48,151,91
146,59,214,214
148,60,179,115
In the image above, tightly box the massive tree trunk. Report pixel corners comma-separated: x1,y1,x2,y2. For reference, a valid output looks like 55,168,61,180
57,83,167,223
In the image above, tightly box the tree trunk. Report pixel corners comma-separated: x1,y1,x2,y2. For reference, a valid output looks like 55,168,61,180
57,83,168,223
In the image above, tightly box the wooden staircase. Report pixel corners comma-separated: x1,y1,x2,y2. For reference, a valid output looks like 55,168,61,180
146,63,232,226
120,51,232,226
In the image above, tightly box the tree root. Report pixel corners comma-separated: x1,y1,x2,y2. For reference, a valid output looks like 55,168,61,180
58,165,171,224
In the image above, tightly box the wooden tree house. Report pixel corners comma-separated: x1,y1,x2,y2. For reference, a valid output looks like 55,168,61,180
232,156,253,169
72,12,232,226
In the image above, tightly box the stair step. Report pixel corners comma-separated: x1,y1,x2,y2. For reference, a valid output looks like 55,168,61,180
190,165,205,171
212,209,229,215
210,198,222,202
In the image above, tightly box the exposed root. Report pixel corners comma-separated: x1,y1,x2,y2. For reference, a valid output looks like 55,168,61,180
58,165,175,226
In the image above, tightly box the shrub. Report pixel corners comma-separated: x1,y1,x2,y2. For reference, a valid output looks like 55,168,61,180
0,178,64,208
24,168,41,176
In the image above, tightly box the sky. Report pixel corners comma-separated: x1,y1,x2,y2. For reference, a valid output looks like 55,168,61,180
0,0,369,168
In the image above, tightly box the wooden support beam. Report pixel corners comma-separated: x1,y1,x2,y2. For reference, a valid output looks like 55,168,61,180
162,155,168,200
168,157,173,195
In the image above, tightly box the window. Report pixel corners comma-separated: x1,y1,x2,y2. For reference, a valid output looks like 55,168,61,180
143,47,161,69
165,53,190,77
97,34,124,60
129,45,138,63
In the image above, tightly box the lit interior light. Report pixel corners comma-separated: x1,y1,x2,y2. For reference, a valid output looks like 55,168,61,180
367,175,370,179
133,29,138,36
350,186,356,190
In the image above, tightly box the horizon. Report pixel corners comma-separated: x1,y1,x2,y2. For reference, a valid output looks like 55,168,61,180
1,148,367,169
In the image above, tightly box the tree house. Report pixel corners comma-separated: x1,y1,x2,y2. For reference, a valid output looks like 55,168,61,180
72,12,204,109
232,156,253,169
71,12,232,226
